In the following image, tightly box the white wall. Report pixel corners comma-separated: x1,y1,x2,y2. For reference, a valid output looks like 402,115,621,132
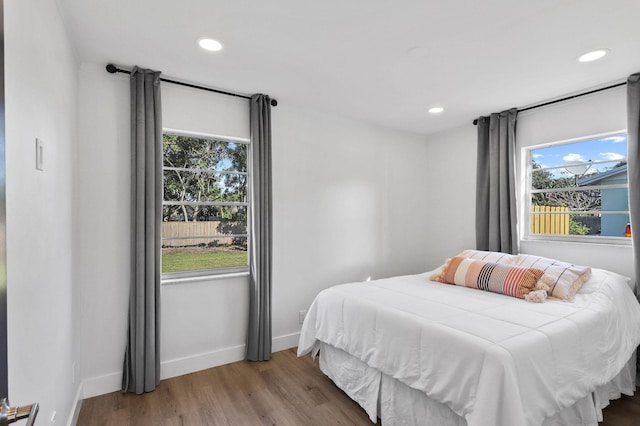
75,63,130,398
271,104,433,338
5,0,81,423
76,63,433,397
420,125,478,268
424,85,634,281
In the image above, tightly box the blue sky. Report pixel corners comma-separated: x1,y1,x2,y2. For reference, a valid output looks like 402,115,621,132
532,133,627,176
215,142,240,171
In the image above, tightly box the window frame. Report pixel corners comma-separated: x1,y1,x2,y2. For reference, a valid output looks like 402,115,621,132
161,128,251,281
521,129,631,246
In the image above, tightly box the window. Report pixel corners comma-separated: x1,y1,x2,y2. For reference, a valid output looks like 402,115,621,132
524,131,629,242
162,130,249,277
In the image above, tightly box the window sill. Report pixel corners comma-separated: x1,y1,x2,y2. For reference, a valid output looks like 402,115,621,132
162,270,249,286
522,235,632,247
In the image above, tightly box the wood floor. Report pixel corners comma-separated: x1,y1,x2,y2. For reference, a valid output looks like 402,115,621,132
78,348,375,425
78,348,640,425
599,389,640,426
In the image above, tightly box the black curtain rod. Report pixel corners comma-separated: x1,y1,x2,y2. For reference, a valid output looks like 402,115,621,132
472,80,626,125
105,64,278,107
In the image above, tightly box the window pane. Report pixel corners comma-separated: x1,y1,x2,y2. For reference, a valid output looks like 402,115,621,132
531,189,602,212
530,211,630,238
164,169,247,203
162,132,249,275
161,205,247,273
532,168,579,190
527,132,630,242
531,134,627,171
162,205,247,233
161,238,248,273
163,134,247,173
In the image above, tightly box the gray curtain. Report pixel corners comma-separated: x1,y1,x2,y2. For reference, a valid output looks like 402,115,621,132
246,94,273,361
475,108,518,254
122,67,163,393
628,73,640,300
627,73,640,385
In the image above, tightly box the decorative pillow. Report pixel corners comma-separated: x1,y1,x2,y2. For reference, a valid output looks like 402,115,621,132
513,254,591,301
431,256,546,301
454,249,519,265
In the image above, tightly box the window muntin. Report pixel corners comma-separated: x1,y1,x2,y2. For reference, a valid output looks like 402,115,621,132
525,132,629,241
162,132,249,277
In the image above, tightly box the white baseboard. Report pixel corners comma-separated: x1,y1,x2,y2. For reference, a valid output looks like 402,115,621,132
272,332,300,353
81,332,301,399
67,383,83,426
160,344,246,380
161,332,300,379
82,372,122,399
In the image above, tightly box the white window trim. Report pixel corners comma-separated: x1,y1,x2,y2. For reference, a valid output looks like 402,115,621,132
162,267,249,284
164,127,250,145
161,128,251,281
521,129,631,246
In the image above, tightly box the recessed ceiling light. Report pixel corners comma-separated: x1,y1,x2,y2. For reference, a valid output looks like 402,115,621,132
428,107,444,114
577,49,609,63
198,38,223,52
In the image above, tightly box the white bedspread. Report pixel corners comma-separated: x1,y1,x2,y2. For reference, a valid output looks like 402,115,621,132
298,269,640,426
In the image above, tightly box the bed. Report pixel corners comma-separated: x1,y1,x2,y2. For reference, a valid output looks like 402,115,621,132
297,252,640,426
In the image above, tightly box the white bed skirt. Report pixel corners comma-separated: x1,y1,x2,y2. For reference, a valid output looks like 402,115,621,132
317,342,637,426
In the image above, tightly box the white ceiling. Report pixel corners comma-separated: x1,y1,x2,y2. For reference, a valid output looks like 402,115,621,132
57,0,640,136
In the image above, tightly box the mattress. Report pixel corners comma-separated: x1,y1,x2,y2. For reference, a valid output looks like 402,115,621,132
298,268,640,426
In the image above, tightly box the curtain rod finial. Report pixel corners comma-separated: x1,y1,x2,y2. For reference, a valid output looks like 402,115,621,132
106,64,118,74
473,119,478,125
270,99,278,107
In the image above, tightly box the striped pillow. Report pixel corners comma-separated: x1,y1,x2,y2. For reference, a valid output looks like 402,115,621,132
432,256,545,300
454,249,519,264
513,254,591,301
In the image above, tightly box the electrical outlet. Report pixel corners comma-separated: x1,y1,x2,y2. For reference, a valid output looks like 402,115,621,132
298,310,307,324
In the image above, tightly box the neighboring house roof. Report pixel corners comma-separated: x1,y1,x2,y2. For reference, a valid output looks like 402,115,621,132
577,165,627,186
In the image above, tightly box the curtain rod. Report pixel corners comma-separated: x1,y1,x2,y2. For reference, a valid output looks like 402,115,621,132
105,64,278,107
472,80,626,125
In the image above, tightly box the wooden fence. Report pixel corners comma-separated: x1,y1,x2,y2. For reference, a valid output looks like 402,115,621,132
530,205,570,235
162,222,237,247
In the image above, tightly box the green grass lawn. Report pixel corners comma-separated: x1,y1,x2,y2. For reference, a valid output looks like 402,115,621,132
162,251,248,273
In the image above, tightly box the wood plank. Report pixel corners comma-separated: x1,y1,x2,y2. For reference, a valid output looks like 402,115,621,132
77,348,638,425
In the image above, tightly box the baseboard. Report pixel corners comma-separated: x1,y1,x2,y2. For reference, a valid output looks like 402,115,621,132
67,382,83,426
161,344,247,380
272,332,300,353
161,332,301,379
80,332,301,399
82,372,122,399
